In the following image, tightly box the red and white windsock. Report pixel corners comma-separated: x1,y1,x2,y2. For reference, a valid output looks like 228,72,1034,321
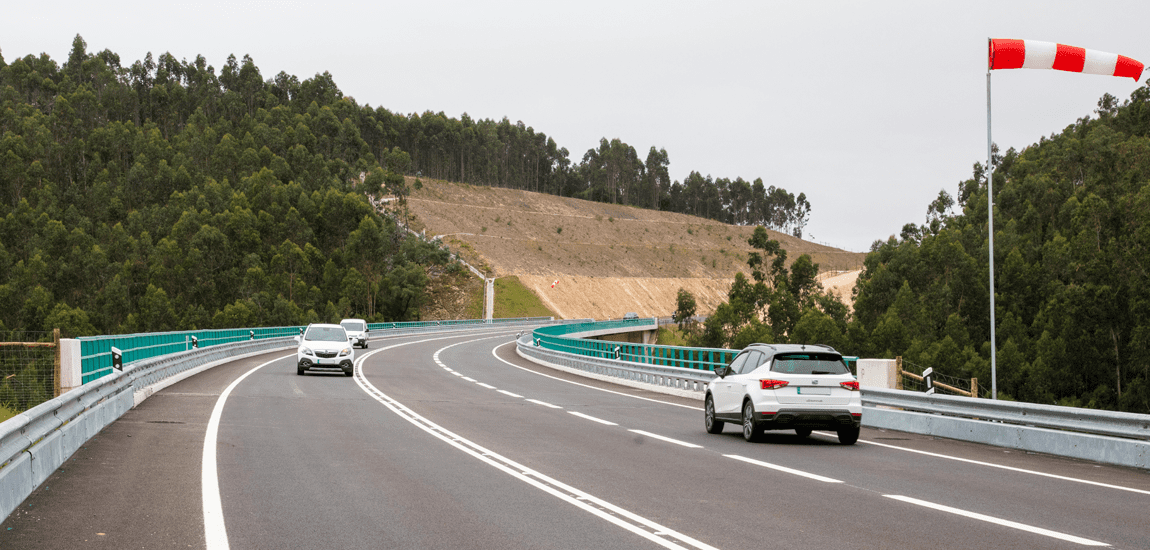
989,39,1144,81
551,279,559,288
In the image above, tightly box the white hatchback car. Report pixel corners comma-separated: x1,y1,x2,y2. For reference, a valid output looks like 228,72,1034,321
704,344,862,444
340,318,369,349
296,324,355,376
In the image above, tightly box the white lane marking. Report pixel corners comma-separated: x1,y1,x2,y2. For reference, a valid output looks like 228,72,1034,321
451,372,463,377
490,342,701,411
629,430,702,449
526,399,563,409
499,390,524,398
476,383,497,390
723,454,843,483
203,353,295,550
462,376,477,382
568,411,618,426
884,495,1109,547
354,347,719,550
854,437,1150,496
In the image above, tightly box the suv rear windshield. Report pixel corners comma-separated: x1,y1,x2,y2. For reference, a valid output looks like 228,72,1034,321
341,321,365,332
770,353,849,375
305,327,348,342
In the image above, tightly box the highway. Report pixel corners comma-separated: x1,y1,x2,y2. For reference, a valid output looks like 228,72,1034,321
2,326,1148,549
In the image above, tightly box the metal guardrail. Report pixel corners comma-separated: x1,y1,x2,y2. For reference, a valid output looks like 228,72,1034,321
525,320,1150,452
0,336,295,521
862,387,1150,441
3,319,569,522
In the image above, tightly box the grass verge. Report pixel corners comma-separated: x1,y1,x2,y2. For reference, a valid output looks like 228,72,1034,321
494,276,557,318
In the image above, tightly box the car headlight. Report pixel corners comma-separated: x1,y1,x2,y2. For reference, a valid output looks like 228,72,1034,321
300,347,314,356
340,347,351,356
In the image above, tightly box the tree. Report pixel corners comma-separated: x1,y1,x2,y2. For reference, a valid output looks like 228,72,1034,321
674,288,697,332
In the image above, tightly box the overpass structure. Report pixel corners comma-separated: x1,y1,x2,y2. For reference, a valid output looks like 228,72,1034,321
0,319,1147,548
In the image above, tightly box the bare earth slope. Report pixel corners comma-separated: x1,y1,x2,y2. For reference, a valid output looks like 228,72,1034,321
403,179,865,320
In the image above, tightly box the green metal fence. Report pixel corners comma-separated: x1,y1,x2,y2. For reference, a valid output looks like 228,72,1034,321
78,326,303,384
366,317,551,331
532,319,738,372
78,316,555,385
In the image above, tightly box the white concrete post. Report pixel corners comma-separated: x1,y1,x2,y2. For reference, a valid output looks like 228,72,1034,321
858,359,897,390
59,338,83,393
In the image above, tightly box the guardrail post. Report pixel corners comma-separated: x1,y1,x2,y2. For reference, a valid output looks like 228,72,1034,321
971,377,979,399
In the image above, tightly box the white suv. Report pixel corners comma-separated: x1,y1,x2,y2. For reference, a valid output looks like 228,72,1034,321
296,324,355,376
704,344,861,444
340,318,369,348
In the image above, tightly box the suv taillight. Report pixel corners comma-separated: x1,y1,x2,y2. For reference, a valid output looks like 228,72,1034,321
840,381,860,391
760,379,789,390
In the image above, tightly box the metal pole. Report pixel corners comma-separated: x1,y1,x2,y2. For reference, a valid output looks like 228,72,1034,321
987,63,998,400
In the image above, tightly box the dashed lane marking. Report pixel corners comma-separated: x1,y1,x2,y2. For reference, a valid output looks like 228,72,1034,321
884,495,1109,547
629,430,702,449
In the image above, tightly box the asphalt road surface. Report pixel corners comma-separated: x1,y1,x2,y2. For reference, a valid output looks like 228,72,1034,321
3,326,1149,549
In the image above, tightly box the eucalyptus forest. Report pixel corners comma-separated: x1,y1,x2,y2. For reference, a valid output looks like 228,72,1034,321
0,36,812,339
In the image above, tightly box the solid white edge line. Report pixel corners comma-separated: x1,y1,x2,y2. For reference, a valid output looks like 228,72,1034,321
723,454,843,483
568,411,618,426
812,432,1150,496
526,398,562,409
203,353,295,550
354,338,721,550
462,376,477,382
498,389,524,398
884,495,1109,547
629,429,702,449
490,342,701,411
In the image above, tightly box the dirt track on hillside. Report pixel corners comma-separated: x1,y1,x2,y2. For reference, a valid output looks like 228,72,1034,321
400,179,866,319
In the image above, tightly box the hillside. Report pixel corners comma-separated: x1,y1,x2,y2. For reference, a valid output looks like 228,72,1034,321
400,179,865,319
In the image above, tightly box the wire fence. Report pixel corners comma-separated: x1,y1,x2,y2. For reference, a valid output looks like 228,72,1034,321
900,359,988,398
0,330,58,417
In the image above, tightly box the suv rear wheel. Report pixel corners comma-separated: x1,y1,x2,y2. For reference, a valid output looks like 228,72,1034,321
837,426,859,445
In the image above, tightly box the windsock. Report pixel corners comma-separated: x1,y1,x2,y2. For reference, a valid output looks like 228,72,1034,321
551,280,559,288
989,39,1143,81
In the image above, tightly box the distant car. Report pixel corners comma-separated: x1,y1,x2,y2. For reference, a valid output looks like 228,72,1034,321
340,318,369,348
704,343,861,444
622,312,639,320
296,324,355,376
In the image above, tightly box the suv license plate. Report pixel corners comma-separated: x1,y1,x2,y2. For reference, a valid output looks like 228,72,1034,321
797,387,831,395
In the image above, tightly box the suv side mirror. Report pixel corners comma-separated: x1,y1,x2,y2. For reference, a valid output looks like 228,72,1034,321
715,365,728,378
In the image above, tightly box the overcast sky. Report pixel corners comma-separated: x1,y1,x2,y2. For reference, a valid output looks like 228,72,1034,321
6,1,1148,252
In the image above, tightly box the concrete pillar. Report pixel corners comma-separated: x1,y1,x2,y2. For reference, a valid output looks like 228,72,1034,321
484,278,494,321
858,359,897,389
59,339,83,393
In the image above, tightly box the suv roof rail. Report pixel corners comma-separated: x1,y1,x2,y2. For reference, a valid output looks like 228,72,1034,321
806,343,838,352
